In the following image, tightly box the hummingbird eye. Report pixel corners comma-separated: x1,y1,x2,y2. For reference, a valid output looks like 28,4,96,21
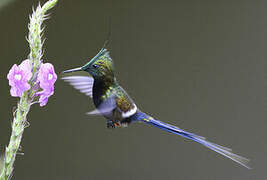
92,64,99,69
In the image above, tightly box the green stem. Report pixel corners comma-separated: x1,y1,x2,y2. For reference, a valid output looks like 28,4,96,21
1,93,30,180
0,1,57,179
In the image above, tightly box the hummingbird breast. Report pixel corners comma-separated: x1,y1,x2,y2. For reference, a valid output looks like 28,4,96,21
92,78,138,122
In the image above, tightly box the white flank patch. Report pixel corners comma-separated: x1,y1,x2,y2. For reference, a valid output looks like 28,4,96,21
122,104,137,118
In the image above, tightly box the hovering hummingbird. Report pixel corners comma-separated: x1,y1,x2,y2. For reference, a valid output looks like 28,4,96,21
62,46,250,169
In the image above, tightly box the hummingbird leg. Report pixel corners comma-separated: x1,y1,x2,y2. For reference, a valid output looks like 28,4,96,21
106,120,115,128
106,120,122,128
114,122,122,128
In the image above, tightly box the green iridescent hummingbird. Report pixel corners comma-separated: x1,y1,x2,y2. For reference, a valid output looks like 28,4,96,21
62,45,250,169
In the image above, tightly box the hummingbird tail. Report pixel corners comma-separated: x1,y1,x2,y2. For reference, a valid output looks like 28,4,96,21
135,112,250,169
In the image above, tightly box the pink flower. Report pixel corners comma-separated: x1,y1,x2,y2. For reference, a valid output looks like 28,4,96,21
37,63,57,90
37,86,54,106
7,59,32,97
7,60,57,106
37,63,57,106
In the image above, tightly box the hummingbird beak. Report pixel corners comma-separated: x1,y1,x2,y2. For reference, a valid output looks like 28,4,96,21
62,67,83,73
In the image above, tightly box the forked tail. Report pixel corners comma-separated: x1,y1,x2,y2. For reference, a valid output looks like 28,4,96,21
134,111,250,169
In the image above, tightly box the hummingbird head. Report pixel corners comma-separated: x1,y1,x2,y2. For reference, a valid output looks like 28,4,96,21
63,48,115,79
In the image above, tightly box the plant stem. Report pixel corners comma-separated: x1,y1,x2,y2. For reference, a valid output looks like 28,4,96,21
1,93,30,180
0,1,57,179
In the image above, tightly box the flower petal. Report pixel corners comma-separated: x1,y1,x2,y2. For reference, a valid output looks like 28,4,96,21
10,87,18,97
7,60,32,97
19,59,32,81
7,64,19,86
38,63,57,90
37,86,54,107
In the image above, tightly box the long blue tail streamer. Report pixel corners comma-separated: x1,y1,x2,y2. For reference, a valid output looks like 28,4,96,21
135,112,250,169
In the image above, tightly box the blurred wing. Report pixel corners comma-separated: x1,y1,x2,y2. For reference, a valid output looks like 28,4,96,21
86,93,137,118
62,76,94,97
87,95,117,116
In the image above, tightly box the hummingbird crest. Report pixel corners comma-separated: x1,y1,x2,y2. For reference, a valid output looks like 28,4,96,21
82,49,114,80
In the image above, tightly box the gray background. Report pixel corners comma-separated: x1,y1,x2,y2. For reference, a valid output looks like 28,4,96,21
0,0,266,179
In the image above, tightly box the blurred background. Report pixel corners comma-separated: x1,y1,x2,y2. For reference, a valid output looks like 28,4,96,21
0,0,266,179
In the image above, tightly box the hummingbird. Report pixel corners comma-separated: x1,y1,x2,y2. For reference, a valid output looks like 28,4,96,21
62,46,250,169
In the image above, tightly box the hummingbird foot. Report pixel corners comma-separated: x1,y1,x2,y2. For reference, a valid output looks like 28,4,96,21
106,120,115,128
106,120,121,128
106,120,129,128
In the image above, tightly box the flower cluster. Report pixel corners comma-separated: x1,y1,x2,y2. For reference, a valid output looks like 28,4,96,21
7,59,57,106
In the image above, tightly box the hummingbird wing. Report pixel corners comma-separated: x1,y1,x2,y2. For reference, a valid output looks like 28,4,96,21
87,87,137,120
62,75,116,116
86,95,117,116
62,76,94,97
